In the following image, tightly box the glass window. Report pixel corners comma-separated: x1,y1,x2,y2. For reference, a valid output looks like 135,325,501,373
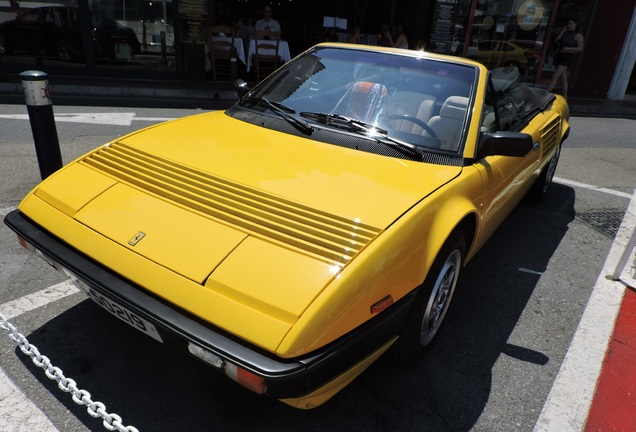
235,47,478,156
467,0,555,84
0,0,176,76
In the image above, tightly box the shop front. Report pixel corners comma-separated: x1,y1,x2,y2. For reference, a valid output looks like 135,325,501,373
0,0,207,80
1,0,634,100
426,0,595,89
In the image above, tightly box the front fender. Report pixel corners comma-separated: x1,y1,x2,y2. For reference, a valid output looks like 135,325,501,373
277,167,484,358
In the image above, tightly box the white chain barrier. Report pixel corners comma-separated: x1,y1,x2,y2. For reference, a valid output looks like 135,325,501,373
0,310,139,432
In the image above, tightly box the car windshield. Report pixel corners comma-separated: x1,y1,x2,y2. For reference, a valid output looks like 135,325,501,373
234,46,478,156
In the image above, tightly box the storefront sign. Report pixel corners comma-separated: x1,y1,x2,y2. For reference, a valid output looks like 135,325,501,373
179,0,208,44
517,0,544,31
429,0,459,54
483,16,494,31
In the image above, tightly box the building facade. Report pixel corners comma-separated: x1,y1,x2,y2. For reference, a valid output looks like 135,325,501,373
0,0,634,100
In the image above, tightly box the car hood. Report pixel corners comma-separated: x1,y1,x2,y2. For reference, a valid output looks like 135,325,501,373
30,111,462,351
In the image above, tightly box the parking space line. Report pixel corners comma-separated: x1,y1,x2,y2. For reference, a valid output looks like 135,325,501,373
534,189,636,431
0,371,59,432
0,207,15,217
554,177,633,199
0,281,76,432
0,281,79,320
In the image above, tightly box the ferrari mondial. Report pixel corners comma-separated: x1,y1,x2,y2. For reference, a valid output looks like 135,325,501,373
5,43,569,409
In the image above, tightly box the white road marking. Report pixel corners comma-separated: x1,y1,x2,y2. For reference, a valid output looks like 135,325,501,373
0,207,14,217
518,267,543,275
534,189,636,431
0,269,76,432
0,372,59,432
0,113,176,126
0,282,79,432
554,176,633,199
0,281,79,321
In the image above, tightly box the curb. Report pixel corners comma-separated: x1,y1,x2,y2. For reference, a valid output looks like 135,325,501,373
1,80,635,118
0,80,240,106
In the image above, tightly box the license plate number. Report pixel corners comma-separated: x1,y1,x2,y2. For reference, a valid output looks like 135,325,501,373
74,279,163,343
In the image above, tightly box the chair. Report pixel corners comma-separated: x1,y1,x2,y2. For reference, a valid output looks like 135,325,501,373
387,91,437,134
331,81,389,124
252,29,281,82
209,27,236,81
428,96,469,150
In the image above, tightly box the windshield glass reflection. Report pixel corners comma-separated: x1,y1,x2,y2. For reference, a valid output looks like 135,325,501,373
244,47,478,153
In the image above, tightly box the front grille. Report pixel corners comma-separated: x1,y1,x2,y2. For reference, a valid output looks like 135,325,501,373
80,143,382,265
541,115,561,158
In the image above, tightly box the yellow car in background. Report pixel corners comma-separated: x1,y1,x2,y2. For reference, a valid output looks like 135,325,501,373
5,43,569,409
475,40,534,71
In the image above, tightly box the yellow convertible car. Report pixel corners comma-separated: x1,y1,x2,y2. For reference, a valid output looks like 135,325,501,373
5,43,569,409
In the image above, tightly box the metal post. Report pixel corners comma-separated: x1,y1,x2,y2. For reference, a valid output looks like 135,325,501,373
230,46,238,82
611,220,636,281
0,50,7,82
610,189,636,281
161,31,167,65
20,71,63,180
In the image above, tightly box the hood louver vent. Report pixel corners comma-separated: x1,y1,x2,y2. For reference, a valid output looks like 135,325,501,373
80,143,382,265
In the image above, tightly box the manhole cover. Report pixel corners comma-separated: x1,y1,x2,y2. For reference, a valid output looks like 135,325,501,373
576,209,625,239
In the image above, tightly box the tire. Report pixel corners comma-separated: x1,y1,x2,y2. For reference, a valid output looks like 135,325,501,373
527,144,561,202
396,231,466,363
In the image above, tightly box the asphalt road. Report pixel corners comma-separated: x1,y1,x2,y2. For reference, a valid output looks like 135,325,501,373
1,104,635,432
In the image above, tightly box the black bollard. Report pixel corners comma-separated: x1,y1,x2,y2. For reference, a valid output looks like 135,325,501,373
20,71,63,180
0,51,7,82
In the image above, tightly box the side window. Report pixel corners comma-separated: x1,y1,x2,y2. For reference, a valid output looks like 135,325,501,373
40,9,53,23
479,41,497,51
480,79,497,133
489,67,531,131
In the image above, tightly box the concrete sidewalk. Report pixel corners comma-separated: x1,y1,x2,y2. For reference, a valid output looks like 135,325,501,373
1,74,636,118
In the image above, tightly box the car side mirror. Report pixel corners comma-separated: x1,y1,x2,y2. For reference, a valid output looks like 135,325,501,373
478,131,534,159
233,79,251,98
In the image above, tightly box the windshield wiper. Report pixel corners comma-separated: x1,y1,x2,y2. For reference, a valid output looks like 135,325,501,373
241,96,314,135
300,112,424,160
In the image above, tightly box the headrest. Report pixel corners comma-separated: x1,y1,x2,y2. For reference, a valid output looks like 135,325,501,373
335,81,388,123
440,96,469,120
350,81,388,98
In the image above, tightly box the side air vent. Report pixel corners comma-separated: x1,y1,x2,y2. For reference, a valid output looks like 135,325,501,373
541,115,561,159
80,143,382,265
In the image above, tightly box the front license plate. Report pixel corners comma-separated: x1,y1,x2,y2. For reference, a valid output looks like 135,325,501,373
73,279,163,343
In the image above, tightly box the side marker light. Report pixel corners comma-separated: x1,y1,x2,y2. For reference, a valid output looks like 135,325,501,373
371,295,393,314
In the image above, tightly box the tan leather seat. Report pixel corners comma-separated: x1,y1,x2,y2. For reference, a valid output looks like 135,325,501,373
388,91,436,135
428,96,469,150
332,81,389,124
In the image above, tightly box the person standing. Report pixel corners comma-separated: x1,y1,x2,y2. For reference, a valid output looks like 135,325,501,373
547,19,584,98
377,23,394,47
393,25,409,49
347,25,361,44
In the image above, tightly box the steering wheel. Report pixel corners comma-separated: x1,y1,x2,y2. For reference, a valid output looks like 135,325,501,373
387,114,439,140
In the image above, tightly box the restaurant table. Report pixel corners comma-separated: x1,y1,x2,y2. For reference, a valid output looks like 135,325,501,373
205,36,246,72
246,39,291,72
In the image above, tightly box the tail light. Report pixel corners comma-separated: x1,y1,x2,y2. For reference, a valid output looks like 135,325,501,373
188,342,267,394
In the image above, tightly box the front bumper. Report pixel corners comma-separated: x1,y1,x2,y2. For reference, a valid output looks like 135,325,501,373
4,209,415,400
